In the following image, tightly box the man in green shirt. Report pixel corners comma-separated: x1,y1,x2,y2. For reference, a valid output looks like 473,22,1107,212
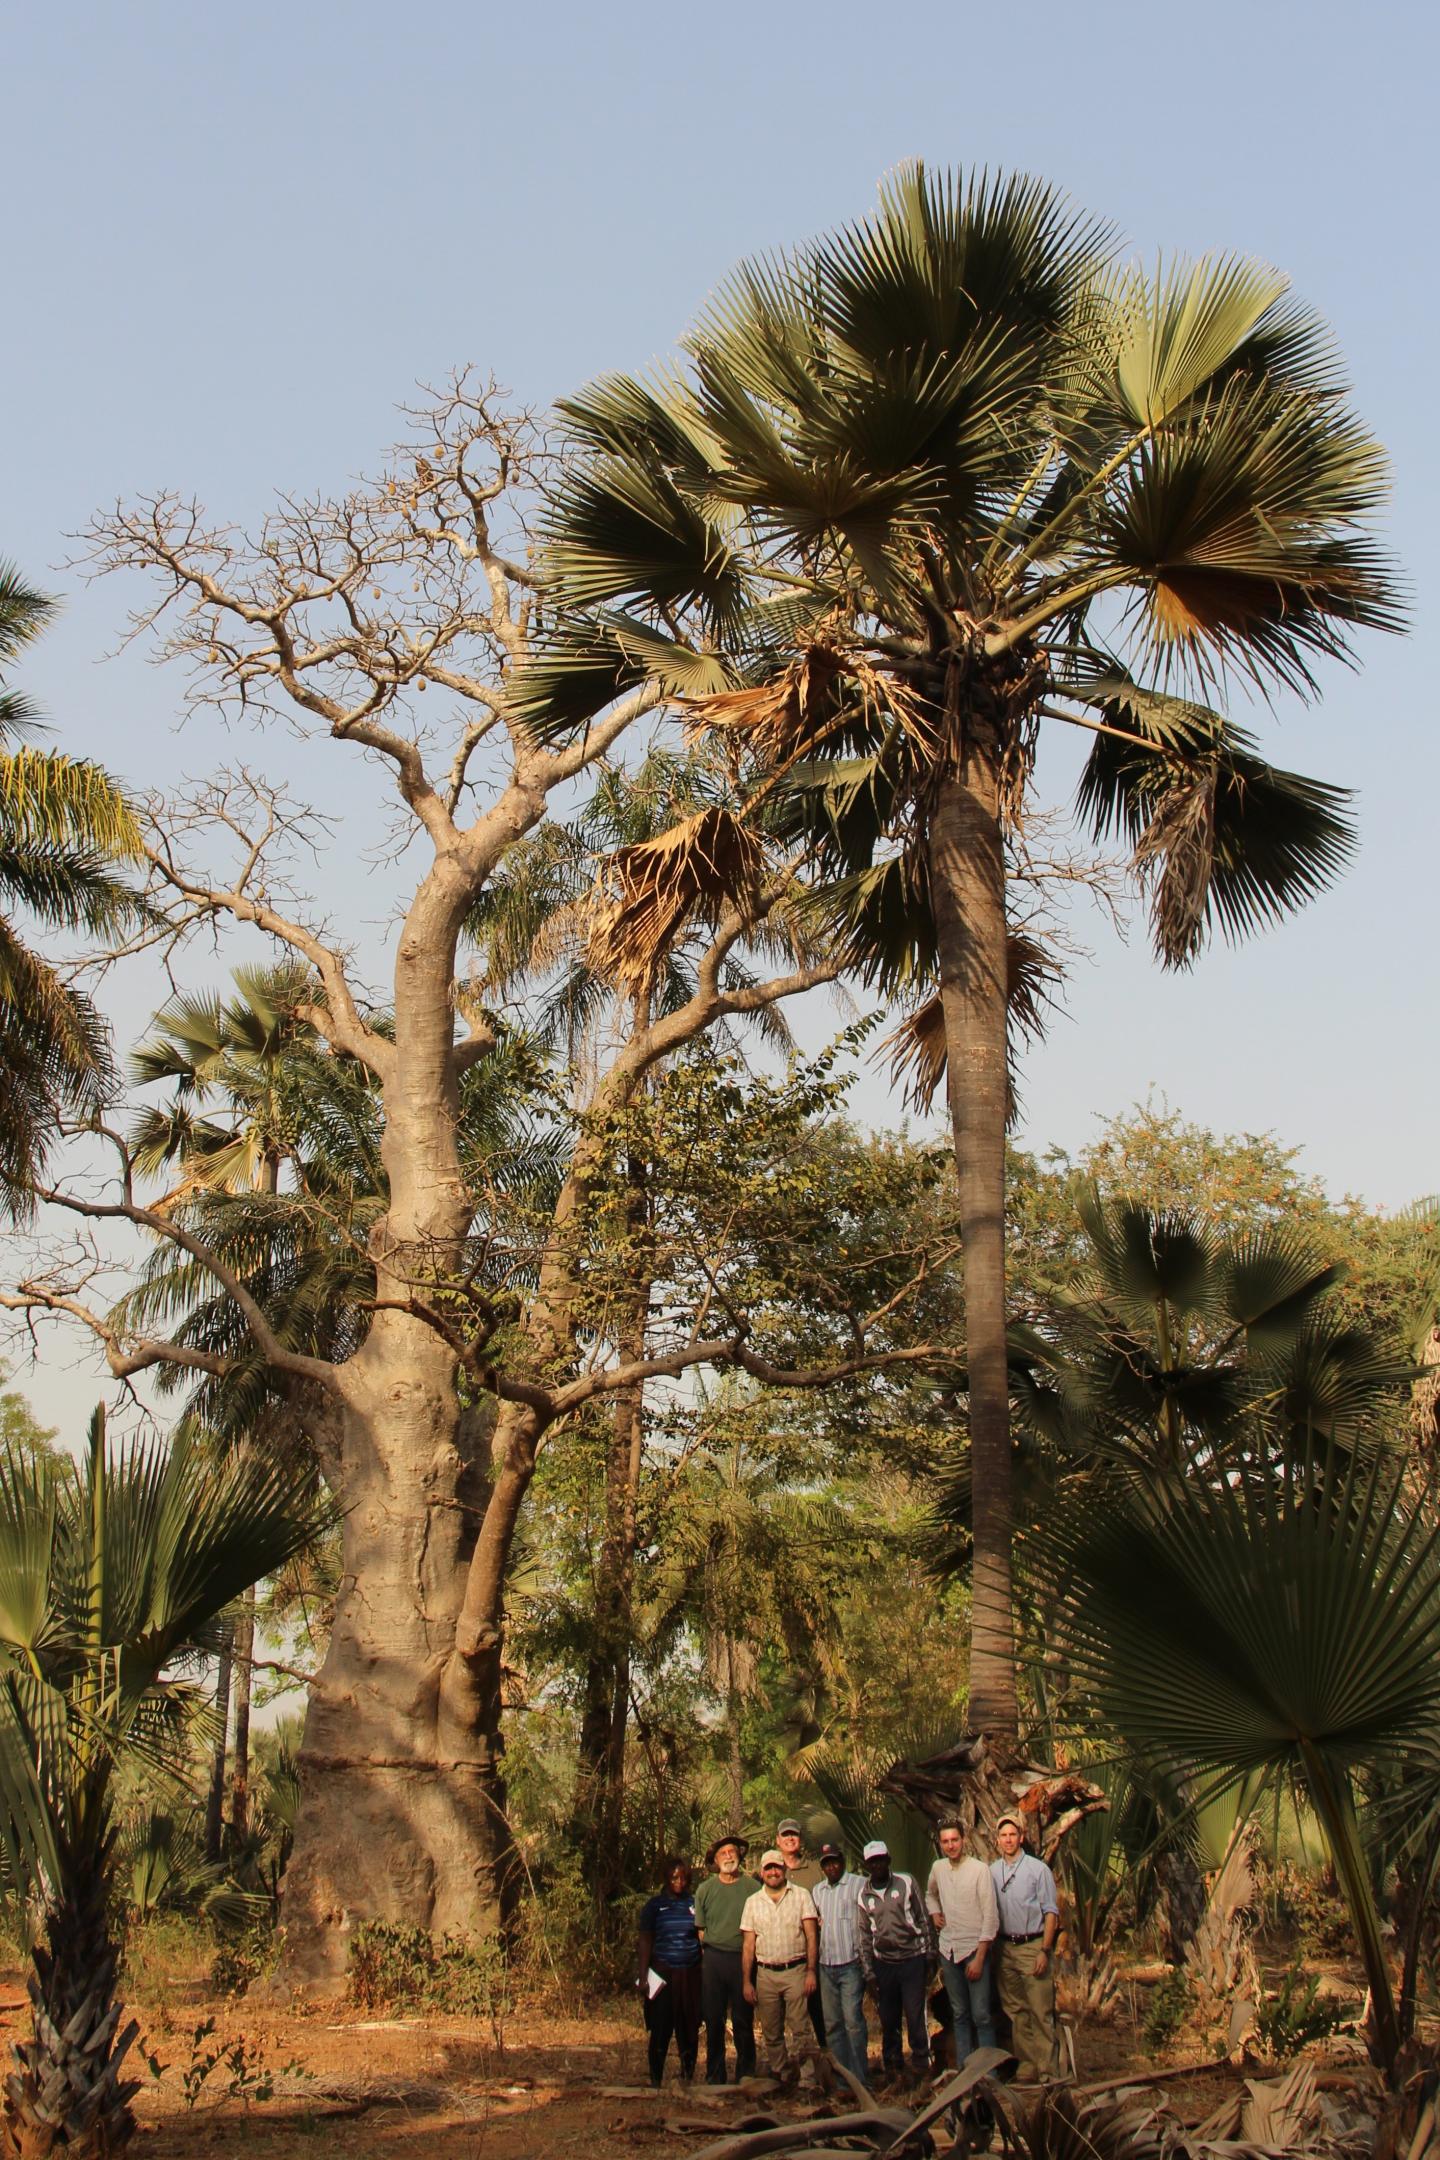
695,1832,760,2083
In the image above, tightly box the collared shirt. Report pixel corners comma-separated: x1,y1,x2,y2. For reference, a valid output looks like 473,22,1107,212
990,1851,1059,1938
694,1872,761,1954
811,1870,864,1967
856,1870,936,1977
783,1855,824,1889
926,1854,1000,1961
741,1881,818,1965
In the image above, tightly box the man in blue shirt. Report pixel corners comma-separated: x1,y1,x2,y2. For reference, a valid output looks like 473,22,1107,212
989,1814,1060,2081
812,1842,869,2088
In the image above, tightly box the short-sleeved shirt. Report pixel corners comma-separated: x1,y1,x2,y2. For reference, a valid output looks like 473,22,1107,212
782,1855,824,1890
638,1888,700,1968
990,1852,1059,1938
740,1881,818,1965
926,1855,1000,1961
694,1873,761,1953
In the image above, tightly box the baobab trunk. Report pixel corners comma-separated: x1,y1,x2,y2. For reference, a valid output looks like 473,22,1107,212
279,1311,506,1985
929,732,1017,1741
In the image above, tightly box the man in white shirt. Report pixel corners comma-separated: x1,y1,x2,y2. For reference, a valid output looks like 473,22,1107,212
925,1815,998,2066
811,1841,869,2087
741,1849,820,2079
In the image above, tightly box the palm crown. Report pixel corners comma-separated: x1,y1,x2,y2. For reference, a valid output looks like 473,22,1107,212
523,163,1403,1737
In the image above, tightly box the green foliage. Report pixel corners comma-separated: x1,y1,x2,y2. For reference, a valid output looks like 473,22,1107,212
164,2018,307,2112
1252,1962,1348,2059
1143,1966,1194,2052
348,1921,510,2021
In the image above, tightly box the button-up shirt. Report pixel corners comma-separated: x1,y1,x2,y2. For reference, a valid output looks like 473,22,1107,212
990,1851,1059,1938
856,1870,936,1978
812,1871,864,1967
926,1854,999,1961
741,1881,818,1965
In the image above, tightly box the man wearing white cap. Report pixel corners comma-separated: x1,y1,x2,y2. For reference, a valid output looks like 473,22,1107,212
856,1838,936,2090
741,1849,820,2080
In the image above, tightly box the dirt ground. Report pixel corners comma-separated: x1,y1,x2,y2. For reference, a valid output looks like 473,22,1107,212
0,1968,1292,2160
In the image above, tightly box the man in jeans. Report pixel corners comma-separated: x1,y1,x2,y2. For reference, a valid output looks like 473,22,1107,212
856,1838,936,2090
741,1849,820,2081
812,1841,869,2087
925,1816,998,2066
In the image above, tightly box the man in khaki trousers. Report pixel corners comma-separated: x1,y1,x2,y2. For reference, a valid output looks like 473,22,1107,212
989,1814,1060,2081
741,1849,820,2081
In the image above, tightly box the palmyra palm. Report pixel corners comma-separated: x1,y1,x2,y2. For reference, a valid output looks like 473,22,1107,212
520,163,1402,1736
0,563,144,1217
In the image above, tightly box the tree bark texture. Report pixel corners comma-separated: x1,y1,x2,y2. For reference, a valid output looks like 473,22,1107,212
280,877,515,1986
928,733,1017,1742
279,1314,503,1986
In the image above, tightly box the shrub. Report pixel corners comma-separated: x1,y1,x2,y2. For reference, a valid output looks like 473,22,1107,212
348,1921,509,2024
1143,1966,1194,2053
1253,1963,1348,2059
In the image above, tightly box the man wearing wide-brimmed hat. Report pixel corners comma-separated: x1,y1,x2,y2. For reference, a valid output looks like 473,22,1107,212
695,1831,759,2083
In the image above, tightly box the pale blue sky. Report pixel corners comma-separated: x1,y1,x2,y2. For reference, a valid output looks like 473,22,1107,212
2,0,1435,1292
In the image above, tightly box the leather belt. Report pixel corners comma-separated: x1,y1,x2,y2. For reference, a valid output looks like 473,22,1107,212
757,1955,807,1970
1003,1931,1044,1943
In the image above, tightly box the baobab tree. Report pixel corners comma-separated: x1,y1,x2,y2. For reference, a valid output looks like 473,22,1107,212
1,379,958,1980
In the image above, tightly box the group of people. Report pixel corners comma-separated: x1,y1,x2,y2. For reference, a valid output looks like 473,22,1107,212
635,1812,1061,2092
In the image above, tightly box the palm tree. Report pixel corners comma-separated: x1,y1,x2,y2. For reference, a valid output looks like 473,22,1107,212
522,165,1402,1737
921,1188,1401,1575
1033,1440,1440,2075
0,563,145,1216
130,963,325,1853
0,1407,325,2158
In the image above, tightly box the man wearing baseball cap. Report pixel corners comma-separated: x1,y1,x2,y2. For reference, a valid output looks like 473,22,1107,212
990,1814,1060,2080
813,1841,870,2087
856,1837,937,2090
775,1817,826,2046
740,1849,820,2081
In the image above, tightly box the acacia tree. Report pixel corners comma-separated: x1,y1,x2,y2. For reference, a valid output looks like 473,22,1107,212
1,382,951,1980
531,166,1402,1738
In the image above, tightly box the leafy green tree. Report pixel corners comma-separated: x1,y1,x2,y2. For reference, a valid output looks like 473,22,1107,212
0,1408,325,2158
526,165,1401,1737
0,564,145,1216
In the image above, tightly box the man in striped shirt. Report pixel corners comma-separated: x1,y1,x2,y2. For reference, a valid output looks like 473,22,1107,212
812,1842,869,2087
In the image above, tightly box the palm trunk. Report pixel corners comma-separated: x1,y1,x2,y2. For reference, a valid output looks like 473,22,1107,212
3,1840,141,2159
229,1587,255,1845
204,1623,233,1864
726,1639,744,1826
928,737,1017,1742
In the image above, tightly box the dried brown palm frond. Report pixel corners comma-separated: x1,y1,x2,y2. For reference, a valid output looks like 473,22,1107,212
880,929,1062,1119
586,805,770,990
683,640,938,785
